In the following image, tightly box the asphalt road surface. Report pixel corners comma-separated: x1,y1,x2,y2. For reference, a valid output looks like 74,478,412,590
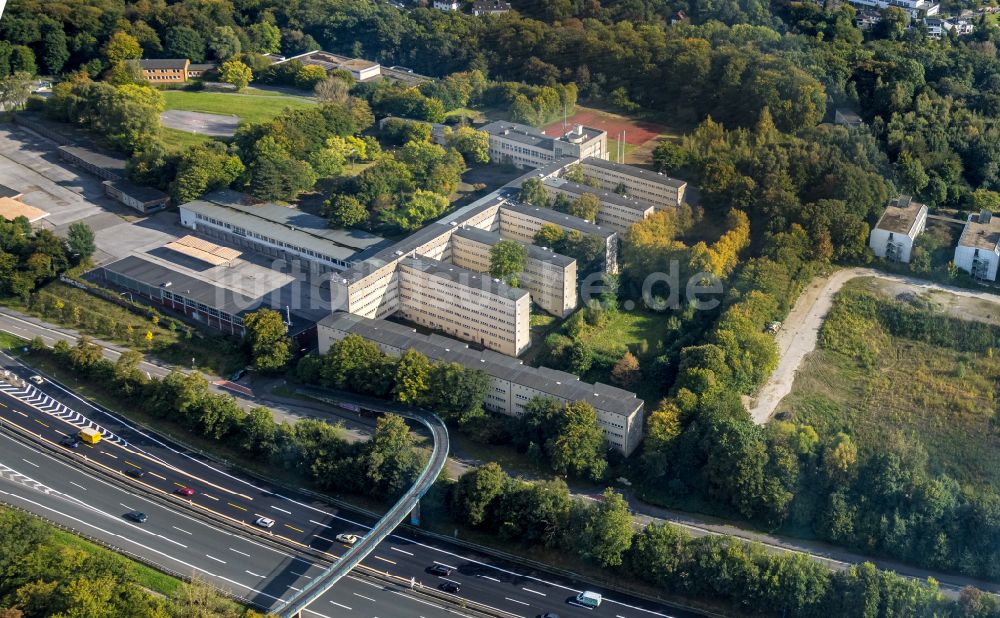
0,353,707,618
160,110,240,137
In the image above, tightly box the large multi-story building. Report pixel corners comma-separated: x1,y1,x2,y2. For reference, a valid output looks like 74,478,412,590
542,177,655,233
482,121,607,168
451,226,577,317
868,195,927,264
139,59,190,83
578,157,686,209
318,312,645,455
954,210,1000,281
499,202,619,273
847,0,938,18
397,257,531,356
179,190,389,272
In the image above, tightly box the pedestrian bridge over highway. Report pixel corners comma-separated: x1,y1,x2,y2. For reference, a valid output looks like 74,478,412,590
278,388,450,618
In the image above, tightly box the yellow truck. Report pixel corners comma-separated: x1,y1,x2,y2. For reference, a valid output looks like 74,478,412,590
78,427,102,445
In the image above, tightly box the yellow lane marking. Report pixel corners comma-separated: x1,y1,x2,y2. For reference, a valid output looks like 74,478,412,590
0,401,7,407
124,460,142,469
102,451,118,459
284,524,304,533
174,482,186,488
372,555,396,565
34,419,48,428
83,442,93,448
148,471,166,480
228,502,247,511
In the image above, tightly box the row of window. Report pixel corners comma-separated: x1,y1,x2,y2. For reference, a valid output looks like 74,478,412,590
193,214,351,268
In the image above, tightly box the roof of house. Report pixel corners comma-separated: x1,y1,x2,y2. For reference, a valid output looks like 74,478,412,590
0,197,48,223
481,121,556,151
543,177,654,213
57,145,127,174
320,312,643,418
473,0,511,9
181,190,389,262
452,225,576,267
139,59,189,70
399,256,530,302
339,58,380,71
874,195,927,236
580,157,686,190
501,201,616,240
163,235,241,266
959,211,1000,251
0,184,22,199
103,179,169,203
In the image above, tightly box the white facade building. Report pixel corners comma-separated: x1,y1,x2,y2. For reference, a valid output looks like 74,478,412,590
955,210,1000,281
482,121,607,169
847,0,939,18
578,157,686,209
542,177,655,233
868,195,927,263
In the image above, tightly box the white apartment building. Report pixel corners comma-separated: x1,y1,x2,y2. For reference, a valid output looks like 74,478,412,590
955,210,1000,281
542,177,655,233
318,313,646,455
482,121,607,169
579,157,686,209
397,257,531,356
848,0,938,18
451,226,577,317
433,0,461,9
178,190,388,272
868,195,927,263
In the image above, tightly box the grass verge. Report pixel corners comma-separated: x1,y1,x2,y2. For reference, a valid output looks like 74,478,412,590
161,90,314,125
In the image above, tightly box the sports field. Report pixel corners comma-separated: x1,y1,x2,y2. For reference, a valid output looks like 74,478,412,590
541,106,675,164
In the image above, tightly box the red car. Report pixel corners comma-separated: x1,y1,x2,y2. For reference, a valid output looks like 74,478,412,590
175,487,195,497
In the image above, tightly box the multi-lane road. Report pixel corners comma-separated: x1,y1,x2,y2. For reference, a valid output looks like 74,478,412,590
0,352,707,618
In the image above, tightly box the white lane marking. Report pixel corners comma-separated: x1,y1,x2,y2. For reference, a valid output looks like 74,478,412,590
15,410,27,417
347,576,383,590
119,503,134,511
309,519,332,528
391,546,413,556
69,481,86,491
204,554,226,564
20,458,38,467
156,534,187,548
352,593,376,602
246,570,264,578
522,587,546,596
288,585,302,592
329,601,353,610
433,561,457,570
229,547,251,557
270,505,292,514
172,526,192,535
479,575,501,582
441,577,461,585
505,597,530,606
290,571,313,579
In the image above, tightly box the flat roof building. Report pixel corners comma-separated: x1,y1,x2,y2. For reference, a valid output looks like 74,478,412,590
499,201,619,273
542,177,655,233
473,0,512,13
451,226,577,317
318,312,645,455
579,157,686,209
869,195,927,263
955,210,1000,281
283,51,381,81
179,190,389,272
57,145,126,181
482,121,607,169
103,179,170,214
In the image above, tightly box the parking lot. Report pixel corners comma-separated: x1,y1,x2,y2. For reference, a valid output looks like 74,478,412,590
160,110,240,137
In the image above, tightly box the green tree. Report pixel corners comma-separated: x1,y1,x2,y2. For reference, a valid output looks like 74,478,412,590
546,400,607,480
165,26,206,63
568,192,600,222
445,127,490,164
575,488,634,567
0,72,32,112
249,22,282,55
41,25,69,75
209,26,241,60
534,223,565,248
324,195,368,228
363,414,421,499
519,177,549,207
240,406,279,456
66,222,95,262
219,59,252,91
242,308,292,373
452,462,508,526
393,348,431,404
489,239,528,286
322,334,384,390
103,32,141,64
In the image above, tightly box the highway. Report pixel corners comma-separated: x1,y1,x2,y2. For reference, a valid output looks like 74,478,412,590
0,351,708,618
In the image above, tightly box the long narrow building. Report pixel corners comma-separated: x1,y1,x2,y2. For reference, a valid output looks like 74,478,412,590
318,312,645,455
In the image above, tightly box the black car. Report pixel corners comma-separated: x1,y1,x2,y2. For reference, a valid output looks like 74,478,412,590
59,436,79,449
124,468,145,479
124,511,147,523
439,582,461,594
538,614,561,618
428,564,453,576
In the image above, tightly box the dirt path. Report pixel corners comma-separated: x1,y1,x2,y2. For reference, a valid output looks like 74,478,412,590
747,268,1000,424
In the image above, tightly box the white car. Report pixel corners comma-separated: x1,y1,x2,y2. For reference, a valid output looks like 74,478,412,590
255,517,275,529
29,375,44,385
336,533,360,545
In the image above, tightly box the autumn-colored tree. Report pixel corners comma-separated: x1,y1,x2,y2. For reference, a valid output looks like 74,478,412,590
610,352,641,389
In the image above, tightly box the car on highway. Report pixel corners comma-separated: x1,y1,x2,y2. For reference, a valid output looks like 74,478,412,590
428,564,453,576
335,533,359,545
537,613,560,618
124,468,146,479
439,582,461,594
255,517,275,528
59,436,80,449
123,511,147,523
29,375,44,385
175,487,195,496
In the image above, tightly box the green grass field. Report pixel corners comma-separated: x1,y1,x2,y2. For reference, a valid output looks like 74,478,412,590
778,281,1000,489
161,90,314,125
160,126,215,152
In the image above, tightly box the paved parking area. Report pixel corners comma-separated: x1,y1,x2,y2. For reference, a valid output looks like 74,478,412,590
0,124,130,230
160,110,239,137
